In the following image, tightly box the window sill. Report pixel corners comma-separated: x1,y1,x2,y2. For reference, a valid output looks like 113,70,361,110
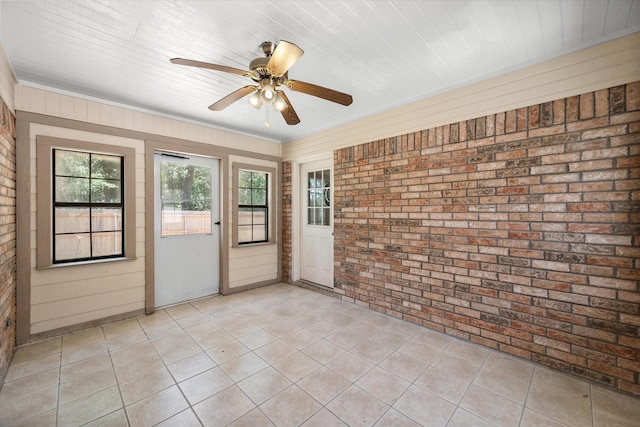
36,256,137,270
233,241,276,249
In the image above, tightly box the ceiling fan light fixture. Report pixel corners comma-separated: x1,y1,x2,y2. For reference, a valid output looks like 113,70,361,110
261,82,275,102
248,91,263,109
273,93,287,111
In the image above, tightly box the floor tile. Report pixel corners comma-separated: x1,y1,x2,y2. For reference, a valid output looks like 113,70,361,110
84,409,129,427
113,351,165,383
410,328,454,350
227,407,275,427
526,384,592,427
325,351,375,382
431,352,483,383
460,384,524,427
125,385,189,426
413,366,470,404
62,326,105,350
61,339,109,365
167,350,216,382
260,385,322,426
327,385,389,427
184,320,225,348
102,318,143,340
301,338,345,364
206,339,250,364
592,384,640,427
105,329,148,352
301,408,347,426
281,328,321,349
368,330,410,348
9,409,58,427
59,366,117,405
520,408,569,427
393,384,456,427
238,328,277,350
179,366,234,405
151,330,202,364
237,366,293,405
119,366,176,405
374,408,421,427
58,385,123,426
356,366,410,405
254,339,298,364
5,353,61,382
220,351,270,382
109,340,157,367
273,351,321,382
0,368,59,401
221,319,262,338
473,351,533,404
154,408,201,427
325,327,370,349
447,408,494,427
0,384,58,425
350,338,398,364
396,340,445,365
304,319,342,338
10,337,61,365
136,309,173,329
378,351,429,382
194,385,256,426
297,366,352,404
531,366,591,396
60,353,112,384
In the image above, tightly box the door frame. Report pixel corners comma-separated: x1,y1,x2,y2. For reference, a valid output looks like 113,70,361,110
153,151,221,307
290,152,334,285
144,139,229,314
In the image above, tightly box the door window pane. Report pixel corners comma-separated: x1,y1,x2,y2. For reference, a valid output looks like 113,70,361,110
160,161,212,236
307,168,331,227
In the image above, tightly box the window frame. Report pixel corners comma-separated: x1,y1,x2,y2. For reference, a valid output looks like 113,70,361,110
52,149,125,263
36,136,136,268
232,163,275,247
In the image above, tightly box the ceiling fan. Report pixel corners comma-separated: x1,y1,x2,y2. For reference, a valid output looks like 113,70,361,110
171,40,353,126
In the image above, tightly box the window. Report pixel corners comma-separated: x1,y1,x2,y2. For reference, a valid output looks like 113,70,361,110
238,170,268,244
52,150,124,262
232,163,275,246
36,136,136,267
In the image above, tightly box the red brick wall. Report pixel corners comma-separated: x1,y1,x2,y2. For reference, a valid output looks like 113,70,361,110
0,96,17,385
283,82,640,396
282,161,293,283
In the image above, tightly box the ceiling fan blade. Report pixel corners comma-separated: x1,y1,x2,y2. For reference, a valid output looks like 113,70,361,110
287,80,353,106
209,86,257,111
277,91,300,125
170,58,249,76
267,40,304,77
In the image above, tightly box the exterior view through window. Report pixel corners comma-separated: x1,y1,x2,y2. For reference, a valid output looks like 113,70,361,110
53,149,124,263
238,170,268,244
160,160,213,236
307,169,331,226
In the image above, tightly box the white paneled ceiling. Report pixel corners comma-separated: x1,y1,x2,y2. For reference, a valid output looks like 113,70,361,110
1,1,639,143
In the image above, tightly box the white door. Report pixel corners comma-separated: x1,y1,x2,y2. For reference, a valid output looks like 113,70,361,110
154,152,220,307
301,160,334,287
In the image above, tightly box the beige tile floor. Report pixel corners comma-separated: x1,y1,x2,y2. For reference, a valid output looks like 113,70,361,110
1,283,639,427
